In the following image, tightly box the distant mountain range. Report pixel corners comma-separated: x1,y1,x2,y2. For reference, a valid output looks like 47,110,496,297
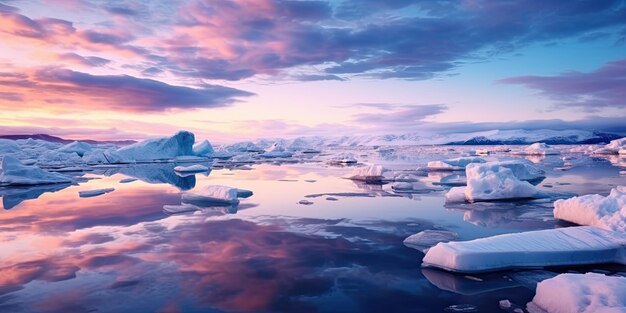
250,129,624,148
0,134,136,146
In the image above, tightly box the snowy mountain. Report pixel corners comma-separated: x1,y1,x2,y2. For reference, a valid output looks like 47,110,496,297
0,134,136,146
237,129,623,148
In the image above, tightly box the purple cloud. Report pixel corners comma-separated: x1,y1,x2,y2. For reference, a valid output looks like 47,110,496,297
499,58,626,111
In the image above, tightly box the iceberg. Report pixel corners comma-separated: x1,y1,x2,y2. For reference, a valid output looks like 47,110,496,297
259,142,293,158
162,204,201,214
0,139,22,154
174,164,209,173
346,164,386,182
593,137,626,155
529,273,626,313
427,157,486,171
57,141,92,157
79,188,115,198
553,186,625,232
446,161,541,202
422,226,626,273
515,143,560,155
0,156,72,186
192,140,214,156
403,230,459,252
181,185,246,206
36,150,84,168
111,130,195,163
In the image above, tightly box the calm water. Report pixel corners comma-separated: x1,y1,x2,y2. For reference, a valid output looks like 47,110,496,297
0,146,624,313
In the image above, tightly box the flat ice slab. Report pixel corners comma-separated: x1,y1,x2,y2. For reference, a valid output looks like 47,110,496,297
181,185,247,206
422,226,626,273
174,164,209,173
79,188,115,198
553,186,625,232
404,230,459,252
529,273,626,313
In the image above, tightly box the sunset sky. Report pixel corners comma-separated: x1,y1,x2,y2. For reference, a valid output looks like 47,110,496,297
0,0,625,142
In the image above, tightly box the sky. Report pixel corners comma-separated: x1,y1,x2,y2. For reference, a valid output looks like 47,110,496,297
0,0,625,143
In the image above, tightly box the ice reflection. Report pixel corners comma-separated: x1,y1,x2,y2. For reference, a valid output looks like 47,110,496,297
95,163,205,190
0,183,72,209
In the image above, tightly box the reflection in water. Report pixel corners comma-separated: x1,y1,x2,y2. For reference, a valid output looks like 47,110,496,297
96,163,203,190
0,150,623,312
422,268,520,296
0,183,72,210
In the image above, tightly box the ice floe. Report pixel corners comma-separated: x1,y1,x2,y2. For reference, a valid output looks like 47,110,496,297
593,137,626,155
174,164,209,173
0,156,72,186
79,188,115,198
427,157,486,171
422,226,626,273
181,185,249,206
553,186,625,231
403,230,459,252
346,164,386,182
446,161,543,202
36,150,84,168
528,273,626,313
514,143,560,155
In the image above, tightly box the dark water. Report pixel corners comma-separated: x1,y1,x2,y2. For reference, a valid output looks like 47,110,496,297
0,146,624,312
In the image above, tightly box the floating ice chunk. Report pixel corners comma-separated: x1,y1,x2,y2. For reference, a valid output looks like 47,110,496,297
162,204,200,214
79,188,114,198
451,162,541,202
192,140,214,156
328,153,358,164
174,164,209,173
515,143,560,155
235,188,253,198
113,131,195,162
403,230,459,252
391,182,414,191
57,141,92,157
553,186,625,231
475,149,490,155
0,156,72,186
427,157,486,171
298,199,314,205
422,226,626,273
259,143,293,158
347,164,386,182
119,178,137,183
181,185,242,206
0,139,21,154
444,304,477,312
530,273,626,313
593,137,626,155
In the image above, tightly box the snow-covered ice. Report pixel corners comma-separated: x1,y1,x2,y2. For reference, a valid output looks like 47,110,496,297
593,137,626,155
192,140,214,156
0,156,72,186
57,141,92,157
346,164,386,182
174,164,209,173
422,226,626,273
111,131,195,163
529,273,626,313
78,188,115,198
446,161,543,202
403,230,459,252
553,186,625,231
427,157,485,171
181,185,244,206
514,143,560,155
